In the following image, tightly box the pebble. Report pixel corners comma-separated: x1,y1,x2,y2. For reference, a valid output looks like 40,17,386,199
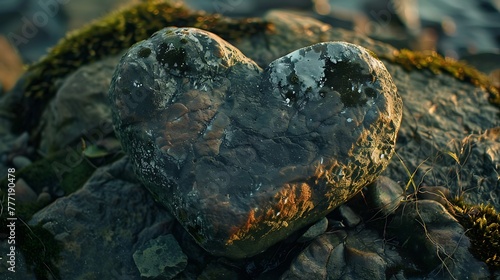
15,178,37,203
338,205,362,227
297,217,328,242
12,155,32,169
37,192,52,206
366,176,404,216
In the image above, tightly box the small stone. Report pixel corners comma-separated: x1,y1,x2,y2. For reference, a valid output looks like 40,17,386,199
338,205,362,227
15,178,37,203
198,261,240,280
109,27,402,258
366,176,404,216
54,188,65,197
12,155,32,169
12,131,29,151
283,230,389,280
297,217,328,243
36,192,52,206
133,234,187,280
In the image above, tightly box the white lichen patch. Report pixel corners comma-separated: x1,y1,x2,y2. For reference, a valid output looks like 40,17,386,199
266,41,389,111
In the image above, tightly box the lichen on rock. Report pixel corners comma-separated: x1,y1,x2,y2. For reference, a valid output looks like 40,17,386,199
109,27,402,259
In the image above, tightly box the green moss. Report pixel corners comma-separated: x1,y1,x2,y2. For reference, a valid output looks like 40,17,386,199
386,49,500,107
15,0,272,135
450,199,500,272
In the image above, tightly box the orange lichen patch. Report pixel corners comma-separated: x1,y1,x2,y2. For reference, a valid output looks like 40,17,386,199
242,208,257,233
226,182,315,245
388,49,500,106
314,159,342,185
272,183,314,220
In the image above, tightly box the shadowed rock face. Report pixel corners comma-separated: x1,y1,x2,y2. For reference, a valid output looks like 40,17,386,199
109,27,402,259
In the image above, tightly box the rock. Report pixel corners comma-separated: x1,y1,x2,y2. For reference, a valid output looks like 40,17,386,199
365,176,404,216
36,191,51,206
284,194,491,279
40,56,120,153
133,234,188,279
109,27,402,258
0,129,29,175
15,178,37,203
338,205,362,227
12,155,32,169
28,157,175,279
282,230,392,280
198,260,240,280
388,200,489,278
297,217,328,243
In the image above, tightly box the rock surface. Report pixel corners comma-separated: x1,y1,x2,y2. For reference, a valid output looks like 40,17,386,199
133,234,188,279
40,56,120,154
109,27,402,258
28,157,175,279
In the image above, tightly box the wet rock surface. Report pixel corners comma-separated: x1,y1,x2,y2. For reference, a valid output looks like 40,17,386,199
109,27,402,258
40,56,120,154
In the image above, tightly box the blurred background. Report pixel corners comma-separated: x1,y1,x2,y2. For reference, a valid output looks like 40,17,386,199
1,0,499,92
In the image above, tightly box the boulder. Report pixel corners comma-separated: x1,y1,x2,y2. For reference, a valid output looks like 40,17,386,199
109,27,402,258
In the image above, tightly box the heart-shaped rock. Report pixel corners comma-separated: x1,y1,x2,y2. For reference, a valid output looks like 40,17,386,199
109,27,402,259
